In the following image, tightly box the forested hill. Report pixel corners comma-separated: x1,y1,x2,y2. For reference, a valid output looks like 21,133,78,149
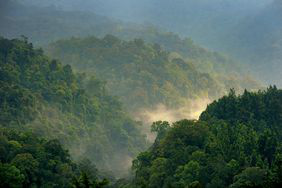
0,0,254,78
0,37,148,177
47,35,260,113
2,1,282,187
129,87,282,188
0,0,261,90
0,128,109,187
1,0,280,86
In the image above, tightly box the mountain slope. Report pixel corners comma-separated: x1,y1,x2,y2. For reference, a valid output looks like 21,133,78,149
0,0,262,90
0,37,148,177
1,0,278,86
47,35,260,115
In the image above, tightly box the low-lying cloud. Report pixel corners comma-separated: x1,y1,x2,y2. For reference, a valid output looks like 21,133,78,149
135,97,211,142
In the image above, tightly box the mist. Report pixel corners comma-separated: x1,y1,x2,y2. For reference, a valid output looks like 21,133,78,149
133,97,211,142
22,0,273,37
1,0,282,185
15,0,281,86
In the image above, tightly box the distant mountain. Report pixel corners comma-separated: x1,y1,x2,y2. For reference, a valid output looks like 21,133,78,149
38,0,279,86
0,0,122,45
228,0,282,85
1,0,275,86
20,0,272,47
0,1,260,110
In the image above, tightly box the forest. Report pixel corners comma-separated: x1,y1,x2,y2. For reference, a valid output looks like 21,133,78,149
0,37,148,179
130,88,282,187
0,0,282,187
46,35,259,112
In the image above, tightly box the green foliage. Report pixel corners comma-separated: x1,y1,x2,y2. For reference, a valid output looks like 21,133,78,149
0,0,262,88
1,1,260,111
0,163,24,188
46,35,218,110
0,128,76,187
0,128,109,187
47,35,259,112
230,167,271,188
200,86,282,136
151,121,170,142
72,172,109,188
174,160,201,187
0,37,148,176
131,88,282,187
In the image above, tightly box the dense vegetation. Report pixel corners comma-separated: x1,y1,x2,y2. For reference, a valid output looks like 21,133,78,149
47,35,217,111
2,1,281,187
130,87,282,187
0,128,109,187
59,0,280,86
2,0,281,86
47,35,259,112
1,0,260,102
0,0,254,79
0,128,76,187
0,28,280,188
0,37,148,177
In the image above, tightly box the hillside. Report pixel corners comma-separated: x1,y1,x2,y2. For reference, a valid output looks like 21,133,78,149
0,128,109,187
129,87,282,187
47,35,260,116
0,0,263,89
0,37,148,177
1,1,282,187
2,0,280,86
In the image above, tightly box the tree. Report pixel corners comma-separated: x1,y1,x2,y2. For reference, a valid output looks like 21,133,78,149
151,121,170,141
174,161,201,187
230,167,271,188
72,172,109,188
148,158,168,188
0,163,24,188
11,153,39,187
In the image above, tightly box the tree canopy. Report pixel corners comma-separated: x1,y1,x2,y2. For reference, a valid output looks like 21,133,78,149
130,88,282,187
0,37,148,177
47,35,259,112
